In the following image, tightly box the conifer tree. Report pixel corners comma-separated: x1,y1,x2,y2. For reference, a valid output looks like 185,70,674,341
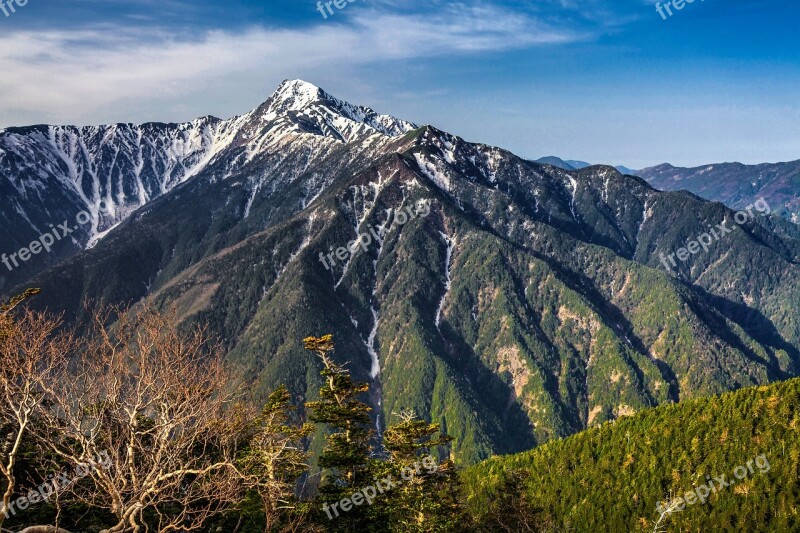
304,335,374,531
472,470,545,532
239,385,315,532
378,410,461,532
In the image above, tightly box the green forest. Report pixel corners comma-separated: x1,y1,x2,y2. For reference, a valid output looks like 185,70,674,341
1,291,798,532
464,376,800,532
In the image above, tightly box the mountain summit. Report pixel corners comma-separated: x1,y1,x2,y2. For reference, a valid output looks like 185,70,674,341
0,80,415,287
251,79,417,141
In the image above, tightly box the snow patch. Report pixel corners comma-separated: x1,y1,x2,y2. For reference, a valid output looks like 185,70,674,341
435,232,455,330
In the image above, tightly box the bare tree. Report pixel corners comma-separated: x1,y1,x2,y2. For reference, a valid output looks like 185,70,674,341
31,305,250,533
0,290,75,533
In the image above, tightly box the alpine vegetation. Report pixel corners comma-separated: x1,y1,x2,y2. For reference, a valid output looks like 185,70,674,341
319,201,431,271
322,455,441,519
658,197,772,271
653,454,771,530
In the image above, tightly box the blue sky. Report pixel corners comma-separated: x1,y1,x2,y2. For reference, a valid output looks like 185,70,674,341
1,0,798,168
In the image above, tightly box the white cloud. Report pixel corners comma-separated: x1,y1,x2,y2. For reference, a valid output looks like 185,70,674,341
0,5,585,127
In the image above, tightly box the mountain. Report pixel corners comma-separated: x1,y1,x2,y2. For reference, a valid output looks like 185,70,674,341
535,157,593,171
639,161,800,224
534,157,636,175
464,376,800,531
535,156,576,170
565,159,592,170
4,81,800,466
615,165,638,175
0,79,415,289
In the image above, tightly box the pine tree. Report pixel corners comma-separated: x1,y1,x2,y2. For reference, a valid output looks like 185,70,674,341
304,335,374,531
239,385,314,532
472,470,545,532
378,410,462,532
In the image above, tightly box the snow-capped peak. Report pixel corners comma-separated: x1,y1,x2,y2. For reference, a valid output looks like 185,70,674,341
270,79,326,112
253,79,418,142
0,80,420,262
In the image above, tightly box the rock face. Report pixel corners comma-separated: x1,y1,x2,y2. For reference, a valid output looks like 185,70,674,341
5,81,800,465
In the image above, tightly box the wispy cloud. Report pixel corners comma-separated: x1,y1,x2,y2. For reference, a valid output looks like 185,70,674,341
0,3,586,127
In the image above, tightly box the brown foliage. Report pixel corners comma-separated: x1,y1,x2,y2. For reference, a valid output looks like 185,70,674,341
0,302,72,529
30,304,250,533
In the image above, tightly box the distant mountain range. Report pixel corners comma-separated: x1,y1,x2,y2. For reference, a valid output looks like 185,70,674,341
3,81,800,465
535,156,636,176
638,161,800,224
536,157,800,224
534,156,591,171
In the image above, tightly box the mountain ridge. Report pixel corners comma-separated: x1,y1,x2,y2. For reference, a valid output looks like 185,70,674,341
639,159,800,224
4,82,800,465
0,79,416,289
